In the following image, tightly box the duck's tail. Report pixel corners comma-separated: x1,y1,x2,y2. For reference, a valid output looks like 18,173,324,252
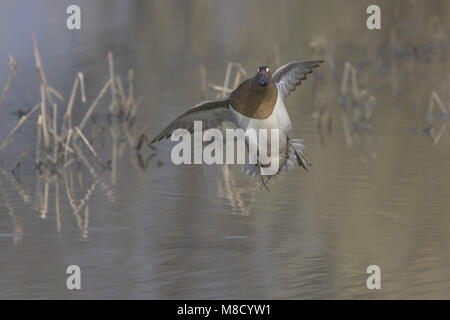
242,138,309,181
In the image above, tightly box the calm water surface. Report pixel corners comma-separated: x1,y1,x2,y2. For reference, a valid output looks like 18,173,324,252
1,0,450,299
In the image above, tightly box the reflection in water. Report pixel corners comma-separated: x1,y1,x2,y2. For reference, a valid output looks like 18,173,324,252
338,62,377,161
200,62,255,215
310,32,337,147
1,0,450,299
0,169,23,244
424,91,449,145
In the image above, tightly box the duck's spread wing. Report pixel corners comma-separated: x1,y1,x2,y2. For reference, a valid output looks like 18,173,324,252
151,98,233,143
272,60,323,101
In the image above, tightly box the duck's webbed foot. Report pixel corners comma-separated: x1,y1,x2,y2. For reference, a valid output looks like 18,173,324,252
288,141,311,172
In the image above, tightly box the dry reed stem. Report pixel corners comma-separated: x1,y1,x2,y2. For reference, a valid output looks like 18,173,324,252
63,75,80,135
115,76,127,107
127,69,134,108
208,84,233,93
433,121,448,145
36,115,42,165
48,126,74,154
12,148,29,174
74,126,100,160
52,103,58,162
76,78,111,134
127,97,141,123
40,181,49,219
223,62,232,96
78,72,86,103
429,91,448,114
0,103,40,151
32,32,54,106
232,71,242,90
0,54,17,113
47,86,64,102
40,84,50,150
108,52,117,113
64,128,73,165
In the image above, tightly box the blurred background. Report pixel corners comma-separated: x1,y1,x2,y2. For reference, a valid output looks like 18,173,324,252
0,0,450,299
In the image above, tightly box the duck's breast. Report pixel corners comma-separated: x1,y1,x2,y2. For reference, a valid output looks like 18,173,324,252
229,86,292,137
271,84,293,137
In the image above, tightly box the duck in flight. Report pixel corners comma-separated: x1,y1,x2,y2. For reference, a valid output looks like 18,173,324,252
151,60,323,190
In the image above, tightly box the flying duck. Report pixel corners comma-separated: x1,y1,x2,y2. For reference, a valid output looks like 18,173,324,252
151,60,323,189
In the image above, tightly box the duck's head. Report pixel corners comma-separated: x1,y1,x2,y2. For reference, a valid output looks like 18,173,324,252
255,66,272,88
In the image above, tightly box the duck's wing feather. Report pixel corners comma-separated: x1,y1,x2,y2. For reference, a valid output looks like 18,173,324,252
151,98,233,143
271,60,323,101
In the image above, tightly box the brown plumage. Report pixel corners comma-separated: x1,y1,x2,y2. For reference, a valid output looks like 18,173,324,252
229,76,278,119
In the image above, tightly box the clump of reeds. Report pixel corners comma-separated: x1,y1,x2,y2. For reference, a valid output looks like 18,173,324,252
0,33,145,237
0,33,141,174
206,62,248,99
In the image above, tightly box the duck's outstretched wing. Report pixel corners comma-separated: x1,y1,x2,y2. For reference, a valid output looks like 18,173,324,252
271,60,323,101
151,98,233,143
